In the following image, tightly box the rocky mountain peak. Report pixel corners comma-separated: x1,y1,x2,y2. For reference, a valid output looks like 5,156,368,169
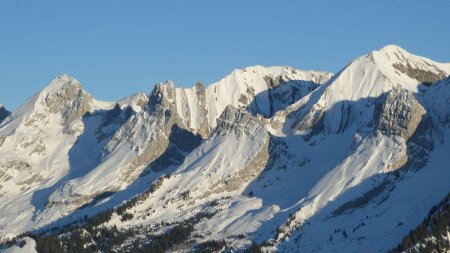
0,104,10,123
147,81,177,112
45,74,83,95
283,46,449,139
38,75,94,125
371,45,450,85
119,92,149,112
377,44,407,54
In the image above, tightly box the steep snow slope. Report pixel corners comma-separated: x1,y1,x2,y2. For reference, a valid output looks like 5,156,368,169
424,76,450,127
276,128,450,253
2,237,37,253
388,192,450,253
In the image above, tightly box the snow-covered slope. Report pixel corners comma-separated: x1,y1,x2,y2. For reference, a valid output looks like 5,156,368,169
424,76,450,127
1,46,450,253
2,237,37,253
389,193,450,253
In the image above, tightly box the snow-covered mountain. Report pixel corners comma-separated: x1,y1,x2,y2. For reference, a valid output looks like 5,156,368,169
1,45,450,253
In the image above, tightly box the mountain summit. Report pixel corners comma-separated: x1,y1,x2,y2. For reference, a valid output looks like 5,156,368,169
0,105,9,125
1,46,450,253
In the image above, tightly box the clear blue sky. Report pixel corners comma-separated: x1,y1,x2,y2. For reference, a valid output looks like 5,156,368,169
1,0,449,110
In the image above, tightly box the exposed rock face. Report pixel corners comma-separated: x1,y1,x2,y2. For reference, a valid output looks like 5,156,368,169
374,45,449,86
147,81,176,112
2,75,97,159
392,62,446,85
96,104,134,142
146,67,332,136
292,105,325,136
261,75,321,118
193,82,210,137
58,82,199,205
147,81,209,137
332,178,393,217
101,91,185,184
214,105,267,138
375,88,433,172
0,160,43,195
119,92,149,112
0,160,30,171
264,75,286,89
403,115,434,171
45,101,179,208
149,124,202,172
0,105,10,123
44,76,93,125
376,88,426,139
100,103,122,128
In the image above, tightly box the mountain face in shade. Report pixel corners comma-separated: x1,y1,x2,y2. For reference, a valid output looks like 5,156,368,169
0,105,9,124
1,45,450,253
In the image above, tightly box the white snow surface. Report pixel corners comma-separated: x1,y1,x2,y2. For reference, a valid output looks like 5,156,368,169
1,237,37,253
